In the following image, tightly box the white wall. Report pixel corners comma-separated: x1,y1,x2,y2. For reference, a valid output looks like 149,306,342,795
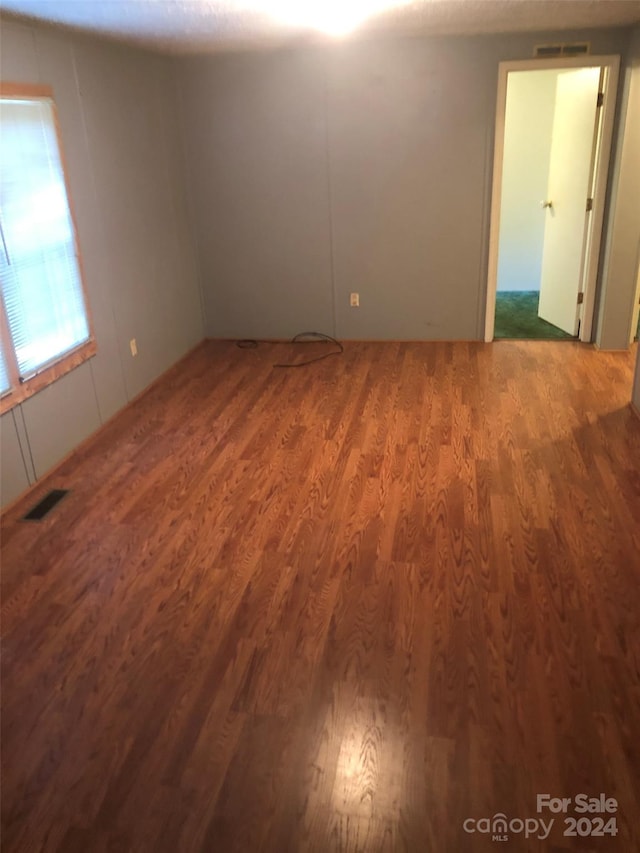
497,69,559,293
0,20,204,508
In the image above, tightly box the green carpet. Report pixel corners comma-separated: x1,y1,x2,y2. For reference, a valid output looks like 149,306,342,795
494,290,575,340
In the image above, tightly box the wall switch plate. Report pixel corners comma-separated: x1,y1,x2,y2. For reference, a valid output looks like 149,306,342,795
350,293,360,307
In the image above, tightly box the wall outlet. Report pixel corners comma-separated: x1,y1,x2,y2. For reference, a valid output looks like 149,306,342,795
129,338,138,357
350,292,360,307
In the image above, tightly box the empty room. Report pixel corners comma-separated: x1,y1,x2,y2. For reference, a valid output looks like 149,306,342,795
1,1,640,851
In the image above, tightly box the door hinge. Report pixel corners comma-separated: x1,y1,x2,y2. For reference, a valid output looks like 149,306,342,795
597,91,604,107
577,292,584,305
586,197,593,212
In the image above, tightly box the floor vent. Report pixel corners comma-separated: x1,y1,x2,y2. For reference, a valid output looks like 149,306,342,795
22,489,70,521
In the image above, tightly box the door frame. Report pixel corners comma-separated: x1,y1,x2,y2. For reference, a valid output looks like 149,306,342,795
485,55,620,343
631,250,640,343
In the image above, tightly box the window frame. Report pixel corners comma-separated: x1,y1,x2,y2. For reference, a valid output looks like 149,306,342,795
0,82,96,415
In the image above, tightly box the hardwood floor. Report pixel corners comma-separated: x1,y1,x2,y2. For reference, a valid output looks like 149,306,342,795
1,339,639,852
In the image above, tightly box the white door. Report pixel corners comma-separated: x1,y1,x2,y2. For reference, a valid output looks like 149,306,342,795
632,259,640,343
538,68,601,335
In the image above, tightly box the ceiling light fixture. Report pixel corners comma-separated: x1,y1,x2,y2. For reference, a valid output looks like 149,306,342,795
255,0,407,37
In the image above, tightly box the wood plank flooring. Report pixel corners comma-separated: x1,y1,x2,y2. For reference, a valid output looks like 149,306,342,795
1,339,640,852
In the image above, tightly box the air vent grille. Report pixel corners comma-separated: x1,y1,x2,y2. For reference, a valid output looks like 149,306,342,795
534,42,590,58
23,489,70,521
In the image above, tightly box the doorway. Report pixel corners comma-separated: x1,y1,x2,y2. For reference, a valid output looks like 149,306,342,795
485,56,620,343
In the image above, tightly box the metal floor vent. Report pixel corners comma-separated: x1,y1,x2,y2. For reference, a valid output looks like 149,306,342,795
22,489,70,521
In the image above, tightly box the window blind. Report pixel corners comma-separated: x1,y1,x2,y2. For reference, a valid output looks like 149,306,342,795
0,97,89,381
0,341,10,395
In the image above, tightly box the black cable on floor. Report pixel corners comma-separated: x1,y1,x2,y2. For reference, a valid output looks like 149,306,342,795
235,332,344,367
273,332,344,368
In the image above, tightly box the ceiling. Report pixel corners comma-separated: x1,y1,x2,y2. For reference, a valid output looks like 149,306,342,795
1,0,640,54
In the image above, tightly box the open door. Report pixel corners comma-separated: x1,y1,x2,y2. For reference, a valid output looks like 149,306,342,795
537,68,601,335
486,56,620,344
631,258,640,343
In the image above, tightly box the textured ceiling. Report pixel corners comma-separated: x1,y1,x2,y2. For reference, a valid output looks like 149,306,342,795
1,0,640,54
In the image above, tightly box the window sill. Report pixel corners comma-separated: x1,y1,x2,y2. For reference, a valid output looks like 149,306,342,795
0,339,97,416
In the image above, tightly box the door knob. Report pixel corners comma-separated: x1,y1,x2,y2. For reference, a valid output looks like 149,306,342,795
541,200,553,209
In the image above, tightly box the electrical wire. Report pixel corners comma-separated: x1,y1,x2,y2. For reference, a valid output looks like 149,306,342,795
235,332,344,367
273,332,344,368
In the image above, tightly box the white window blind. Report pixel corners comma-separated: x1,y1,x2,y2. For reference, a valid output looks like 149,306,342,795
0,341,10,395
0,96,89,381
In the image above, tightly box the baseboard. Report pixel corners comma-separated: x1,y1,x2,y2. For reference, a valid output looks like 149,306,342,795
212,336,483,344
592,343,634,352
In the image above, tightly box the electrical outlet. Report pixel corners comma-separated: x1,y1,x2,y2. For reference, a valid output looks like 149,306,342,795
350,292,360,307
130,338,138,357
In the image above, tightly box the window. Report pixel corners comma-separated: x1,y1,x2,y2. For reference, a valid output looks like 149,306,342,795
0,83,95,413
